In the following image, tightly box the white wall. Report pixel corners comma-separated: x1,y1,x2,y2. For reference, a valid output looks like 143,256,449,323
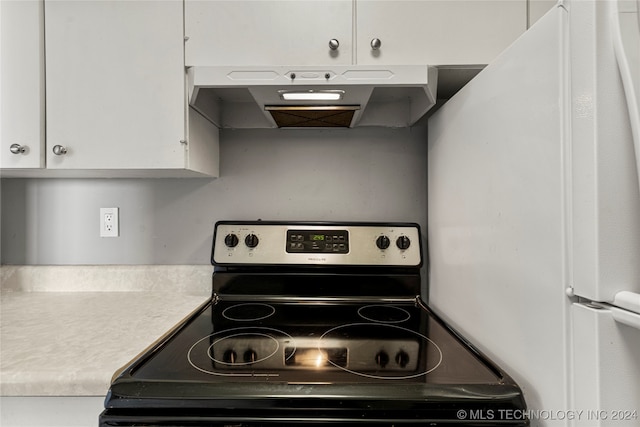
1,124,428,265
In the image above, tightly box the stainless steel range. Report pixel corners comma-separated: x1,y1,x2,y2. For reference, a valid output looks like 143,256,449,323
100,221,528,426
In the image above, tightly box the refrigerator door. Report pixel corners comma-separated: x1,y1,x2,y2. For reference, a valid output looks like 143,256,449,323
611,0,639,187
428,0,640,423
428,5,569,417
570,0,640,303
572,303,640,425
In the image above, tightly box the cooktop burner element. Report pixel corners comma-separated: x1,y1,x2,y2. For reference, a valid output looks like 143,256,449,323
101,221,528,426
358,304,411,323
319,322,442,379
188,326,295,376
222,303,276,321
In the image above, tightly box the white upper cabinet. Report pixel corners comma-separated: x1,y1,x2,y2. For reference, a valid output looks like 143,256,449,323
185,0,354,66
185,0,527,68
45,0,183,171
356,0,526,66
40,0,218,177
1,0,45,169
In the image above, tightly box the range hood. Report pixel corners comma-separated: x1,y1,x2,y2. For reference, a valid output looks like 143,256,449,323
187,65,438,128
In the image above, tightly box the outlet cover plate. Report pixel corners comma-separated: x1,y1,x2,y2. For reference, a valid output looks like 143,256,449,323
100,207,119,237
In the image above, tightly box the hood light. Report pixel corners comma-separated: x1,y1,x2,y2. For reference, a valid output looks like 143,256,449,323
279,90,345,101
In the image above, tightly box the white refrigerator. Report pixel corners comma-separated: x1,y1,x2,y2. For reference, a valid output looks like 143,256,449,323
428,0,640,426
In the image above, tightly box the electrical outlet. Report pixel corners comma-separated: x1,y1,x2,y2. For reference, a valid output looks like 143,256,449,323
100,207,119,237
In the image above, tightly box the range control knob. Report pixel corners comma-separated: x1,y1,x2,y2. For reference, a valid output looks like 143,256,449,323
376,235,390,250
245,234,259,248
395,350,410,368
224,233,239,248
396,235,411,250
375,351,389,368
244,349,258,363
223,349,237,364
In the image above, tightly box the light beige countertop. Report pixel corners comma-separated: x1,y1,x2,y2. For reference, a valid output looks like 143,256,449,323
0,266,212,397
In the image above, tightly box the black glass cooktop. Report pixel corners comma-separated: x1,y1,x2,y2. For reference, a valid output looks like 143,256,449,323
102,272,527,426
131,298,500,385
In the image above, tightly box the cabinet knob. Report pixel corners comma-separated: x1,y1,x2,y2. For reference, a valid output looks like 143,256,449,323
328,39,340,50
371,38,382,50
10,143,27,154
52,145,67,156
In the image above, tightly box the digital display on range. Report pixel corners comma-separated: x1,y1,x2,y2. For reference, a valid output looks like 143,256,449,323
287,230,349,254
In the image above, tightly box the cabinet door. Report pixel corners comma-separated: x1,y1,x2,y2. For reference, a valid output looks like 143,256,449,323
185,0,353,66
529,0,557,28
45,0,186,170
356,0,526,66
1,0,45,169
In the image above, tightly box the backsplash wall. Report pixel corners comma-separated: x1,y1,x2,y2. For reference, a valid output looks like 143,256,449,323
1,124,427,265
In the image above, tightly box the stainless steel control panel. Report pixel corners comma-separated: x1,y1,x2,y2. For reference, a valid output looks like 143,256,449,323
212,222,421,267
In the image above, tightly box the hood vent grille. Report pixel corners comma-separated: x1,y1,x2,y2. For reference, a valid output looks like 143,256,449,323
265,106,360,128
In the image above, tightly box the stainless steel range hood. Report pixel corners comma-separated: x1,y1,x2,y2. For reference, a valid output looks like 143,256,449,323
187,66,437,129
